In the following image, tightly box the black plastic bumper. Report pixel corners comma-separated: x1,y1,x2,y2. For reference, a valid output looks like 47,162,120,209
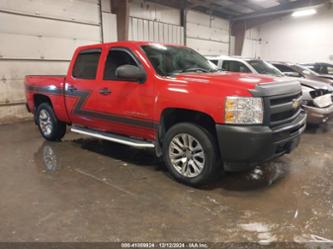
216,112,306,169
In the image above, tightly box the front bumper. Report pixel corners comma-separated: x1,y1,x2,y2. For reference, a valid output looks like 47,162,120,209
303,104,333,124
216,111,306,171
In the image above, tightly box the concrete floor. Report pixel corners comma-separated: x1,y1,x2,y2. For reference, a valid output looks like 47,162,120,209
0,121,332,243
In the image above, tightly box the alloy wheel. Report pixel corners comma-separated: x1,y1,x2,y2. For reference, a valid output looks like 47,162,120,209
168,133,205,178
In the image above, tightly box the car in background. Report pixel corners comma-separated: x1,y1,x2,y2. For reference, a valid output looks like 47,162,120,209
207,55,282,77
272,62,333,85
207,55,333,125
302,62,333,81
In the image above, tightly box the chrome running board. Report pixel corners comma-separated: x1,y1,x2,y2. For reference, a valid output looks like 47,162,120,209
71,126,155,148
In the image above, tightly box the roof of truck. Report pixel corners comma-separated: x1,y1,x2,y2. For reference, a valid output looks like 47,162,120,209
76,41,185,51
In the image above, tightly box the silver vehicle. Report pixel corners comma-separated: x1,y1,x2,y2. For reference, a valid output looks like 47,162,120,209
207,55,333,125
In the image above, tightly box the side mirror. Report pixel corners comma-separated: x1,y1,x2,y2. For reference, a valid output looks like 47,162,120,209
115,64,146,83
283,71,302,78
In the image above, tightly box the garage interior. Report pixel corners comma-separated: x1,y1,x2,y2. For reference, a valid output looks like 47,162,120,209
1,0,333,245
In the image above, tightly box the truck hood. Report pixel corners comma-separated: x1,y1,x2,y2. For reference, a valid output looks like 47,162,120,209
174,72,279,89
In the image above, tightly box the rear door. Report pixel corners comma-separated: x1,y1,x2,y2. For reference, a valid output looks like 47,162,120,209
65,48,102,127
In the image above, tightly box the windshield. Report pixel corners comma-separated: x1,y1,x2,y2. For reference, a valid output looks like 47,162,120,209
141,44,218,76
248,60,283,77
296,64,319,76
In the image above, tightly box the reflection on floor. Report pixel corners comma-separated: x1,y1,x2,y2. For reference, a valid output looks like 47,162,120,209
0,121,332,242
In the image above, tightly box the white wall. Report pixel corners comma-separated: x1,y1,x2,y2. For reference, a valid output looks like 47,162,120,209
186,10,230,56
0,0,117,123
257,7,333,63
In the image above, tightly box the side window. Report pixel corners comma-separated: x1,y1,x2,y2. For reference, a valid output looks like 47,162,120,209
104,49,138,80
222,60,251,73
210,60,219,66
318,65,328,74
72,49,101,79
222,61,231,71
274,64,295,72
327,66,333,75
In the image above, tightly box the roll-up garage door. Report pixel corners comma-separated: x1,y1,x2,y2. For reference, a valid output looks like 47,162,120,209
0,0,103,122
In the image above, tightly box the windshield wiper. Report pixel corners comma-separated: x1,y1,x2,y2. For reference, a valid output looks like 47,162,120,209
170,67,210,75
184,67,210,73
168,67,220,76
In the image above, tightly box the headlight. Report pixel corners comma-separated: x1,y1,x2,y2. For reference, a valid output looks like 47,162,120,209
225,96,263,124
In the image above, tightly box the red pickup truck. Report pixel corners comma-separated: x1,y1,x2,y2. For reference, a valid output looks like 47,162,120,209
25,41,306,186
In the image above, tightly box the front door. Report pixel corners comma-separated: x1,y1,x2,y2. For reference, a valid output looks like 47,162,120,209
90,47,156,140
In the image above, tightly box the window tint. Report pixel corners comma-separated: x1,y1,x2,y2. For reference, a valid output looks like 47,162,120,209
297,65,318,76
210,60,219,66
141,45,217,76
72,50,101,79
248,60,283,77
318,65,328,74
104,49,138,80
274,64,295,73
222,60,251,73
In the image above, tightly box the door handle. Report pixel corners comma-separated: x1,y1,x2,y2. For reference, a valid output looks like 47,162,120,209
67,85,77,92
99,88,112,95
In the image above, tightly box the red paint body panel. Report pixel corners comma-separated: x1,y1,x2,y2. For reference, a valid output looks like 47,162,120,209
25,41,278,141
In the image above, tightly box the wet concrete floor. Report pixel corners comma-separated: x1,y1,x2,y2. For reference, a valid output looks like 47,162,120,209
0,121,332,243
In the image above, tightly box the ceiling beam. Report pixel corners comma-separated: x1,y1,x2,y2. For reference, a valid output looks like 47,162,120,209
191,5,237,19
144,0,187,9
188,0,242,16
188,0,240,19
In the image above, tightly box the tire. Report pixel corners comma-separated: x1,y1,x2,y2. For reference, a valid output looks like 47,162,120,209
36,103,66,141
162,122,221,187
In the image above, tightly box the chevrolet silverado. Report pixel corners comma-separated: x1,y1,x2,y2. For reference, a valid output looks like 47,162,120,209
25,42,306,186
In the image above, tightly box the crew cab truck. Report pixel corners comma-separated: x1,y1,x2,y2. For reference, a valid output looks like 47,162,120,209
25,42,306,186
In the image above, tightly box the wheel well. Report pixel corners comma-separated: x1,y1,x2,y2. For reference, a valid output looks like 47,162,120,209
33,94,52,124
33,94,52,110
159,108,217,142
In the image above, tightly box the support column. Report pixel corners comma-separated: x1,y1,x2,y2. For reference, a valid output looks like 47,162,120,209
231,21,246,56
180,8,187,46
111,0,129,41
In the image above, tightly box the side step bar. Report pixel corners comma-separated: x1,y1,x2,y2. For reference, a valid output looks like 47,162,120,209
71,126,155,148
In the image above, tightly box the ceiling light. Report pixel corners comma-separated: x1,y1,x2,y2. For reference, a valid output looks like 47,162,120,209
291,8,317,17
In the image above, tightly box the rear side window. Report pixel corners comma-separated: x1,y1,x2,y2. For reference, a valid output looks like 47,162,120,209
222,60,251,73
104,49,138,80
72,49,101,79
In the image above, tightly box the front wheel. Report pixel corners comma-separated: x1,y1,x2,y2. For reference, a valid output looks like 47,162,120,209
163,123,221,187
36,103,66,141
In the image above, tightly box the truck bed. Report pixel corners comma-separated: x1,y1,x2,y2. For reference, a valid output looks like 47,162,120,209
25,75,69,123
25,75,66,85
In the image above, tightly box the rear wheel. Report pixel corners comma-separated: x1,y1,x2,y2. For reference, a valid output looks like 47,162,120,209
163,122,221,187
36,103,66,141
